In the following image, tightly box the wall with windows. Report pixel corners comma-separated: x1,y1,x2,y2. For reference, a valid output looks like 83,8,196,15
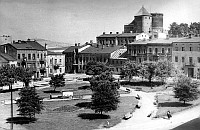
172,41,200,78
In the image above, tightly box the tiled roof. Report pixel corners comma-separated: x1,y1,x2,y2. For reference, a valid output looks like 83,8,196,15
173,37,200,43
147,38,181,44
110,49,127,59
63,46,81,53
80,45,122,54
135,6,151,16
47,51,63,55
26,41,46,51
118,33,138,37
97,34,120,38
11,43,35,50
129,40,148,45
0,53,16,61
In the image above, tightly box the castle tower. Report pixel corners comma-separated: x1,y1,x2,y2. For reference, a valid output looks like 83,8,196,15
151,13,163,33
124,6,152,33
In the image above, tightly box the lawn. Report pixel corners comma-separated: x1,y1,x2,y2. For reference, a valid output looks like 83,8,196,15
22,96,138,130
155,88,200,118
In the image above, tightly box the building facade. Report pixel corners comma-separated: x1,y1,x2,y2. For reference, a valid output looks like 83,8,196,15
172,37,200,78
0,39,47,78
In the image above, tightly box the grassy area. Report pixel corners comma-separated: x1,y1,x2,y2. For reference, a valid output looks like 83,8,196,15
22,96,138,130
155,89,200,118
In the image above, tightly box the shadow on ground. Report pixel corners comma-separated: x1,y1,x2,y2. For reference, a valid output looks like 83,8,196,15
6,117,36,124
75,102,91,108
158,102,192,107
120,81,164,87
78,113,110,120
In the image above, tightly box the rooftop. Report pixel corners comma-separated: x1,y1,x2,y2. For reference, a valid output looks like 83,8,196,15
80,45,122,54
135,6,151,16
63,46,81,53
11,40,46,50
110,49,127,59
97,33,120,38
173,37,200,43
0,53,16,61
47,51,63,55
147,38,181,44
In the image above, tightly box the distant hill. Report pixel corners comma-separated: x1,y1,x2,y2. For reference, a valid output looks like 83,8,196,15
34,38,71,48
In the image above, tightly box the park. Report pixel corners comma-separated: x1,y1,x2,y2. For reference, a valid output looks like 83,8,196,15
0,60,200,130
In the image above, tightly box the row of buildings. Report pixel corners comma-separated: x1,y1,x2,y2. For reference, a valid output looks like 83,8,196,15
1,6,200,78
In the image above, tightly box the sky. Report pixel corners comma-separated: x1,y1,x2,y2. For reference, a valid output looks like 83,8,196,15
0,0,200,45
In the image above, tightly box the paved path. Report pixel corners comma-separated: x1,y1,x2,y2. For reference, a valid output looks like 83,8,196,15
100,87,200,130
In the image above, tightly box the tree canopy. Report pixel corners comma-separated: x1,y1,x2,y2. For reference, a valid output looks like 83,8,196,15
90,71,120,114
17,87,43,118
85,61,109,76
49,74,65,91
174,75,199,104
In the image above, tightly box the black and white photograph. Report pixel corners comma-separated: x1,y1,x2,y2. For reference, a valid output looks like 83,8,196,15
0,0,200,130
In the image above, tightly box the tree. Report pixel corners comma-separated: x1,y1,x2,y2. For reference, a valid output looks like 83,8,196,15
174,75,199,104
0,65,16,87
156,60,173,84
142,62,158,84
17,87,43,118
120,61,141,81
49,74,65,91
15,67,34,87
85,61,108,76
90,71,120,114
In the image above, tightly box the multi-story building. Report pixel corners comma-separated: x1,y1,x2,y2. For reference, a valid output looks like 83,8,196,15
79,44,124,73
0,39,47,78
96,32,149,47
108,48,127,74
63,43,91,73
46,51,65,76
172,36,200,78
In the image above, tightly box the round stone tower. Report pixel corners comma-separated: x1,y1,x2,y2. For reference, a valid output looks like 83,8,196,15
151,13,163,33
134,6,152,33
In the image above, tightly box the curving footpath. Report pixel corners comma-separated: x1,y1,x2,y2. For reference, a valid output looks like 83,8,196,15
100,87,200,130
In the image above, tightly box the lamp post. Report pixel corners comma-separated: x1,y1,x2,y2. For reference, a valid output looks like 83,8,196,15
10,78,14,130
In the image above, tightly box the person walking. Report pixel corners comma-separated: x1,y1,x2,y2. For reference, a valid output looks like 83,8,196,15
167,111,172,119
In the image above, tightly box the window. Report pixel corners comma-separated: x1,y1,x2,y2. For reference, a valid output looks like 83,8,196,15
28,54,31,60
189,57,193,63
168,48,171,53
55,59,57,64
32,54,35,60
162,48,165,54
198,57,200,63
22,54,25,58
37,54,39,58
182,57,185,62
60,68,62,73
41,53,43,59
182,47,185,51
175,56,178,62
50,59,52,64
149,48,152,53
18,54,20,59
155,48,158,54
190,47,192,51
175,47,178,51
59,59,62,64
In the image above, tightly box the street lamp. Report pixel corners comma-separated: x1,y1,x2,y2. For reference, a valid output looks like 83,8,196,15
9,77,14,130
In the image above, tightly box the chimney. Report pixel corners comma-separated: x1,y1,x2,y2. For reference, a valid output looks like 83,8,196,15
103,32,105,34
4,46,7,53
45,43,48,49
78,43,80,46
90,40,93,43
27,38,30,41
110,32,112,34
18,40,21,43
116,32,119,34
13,40,15,43
75,43,77,46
